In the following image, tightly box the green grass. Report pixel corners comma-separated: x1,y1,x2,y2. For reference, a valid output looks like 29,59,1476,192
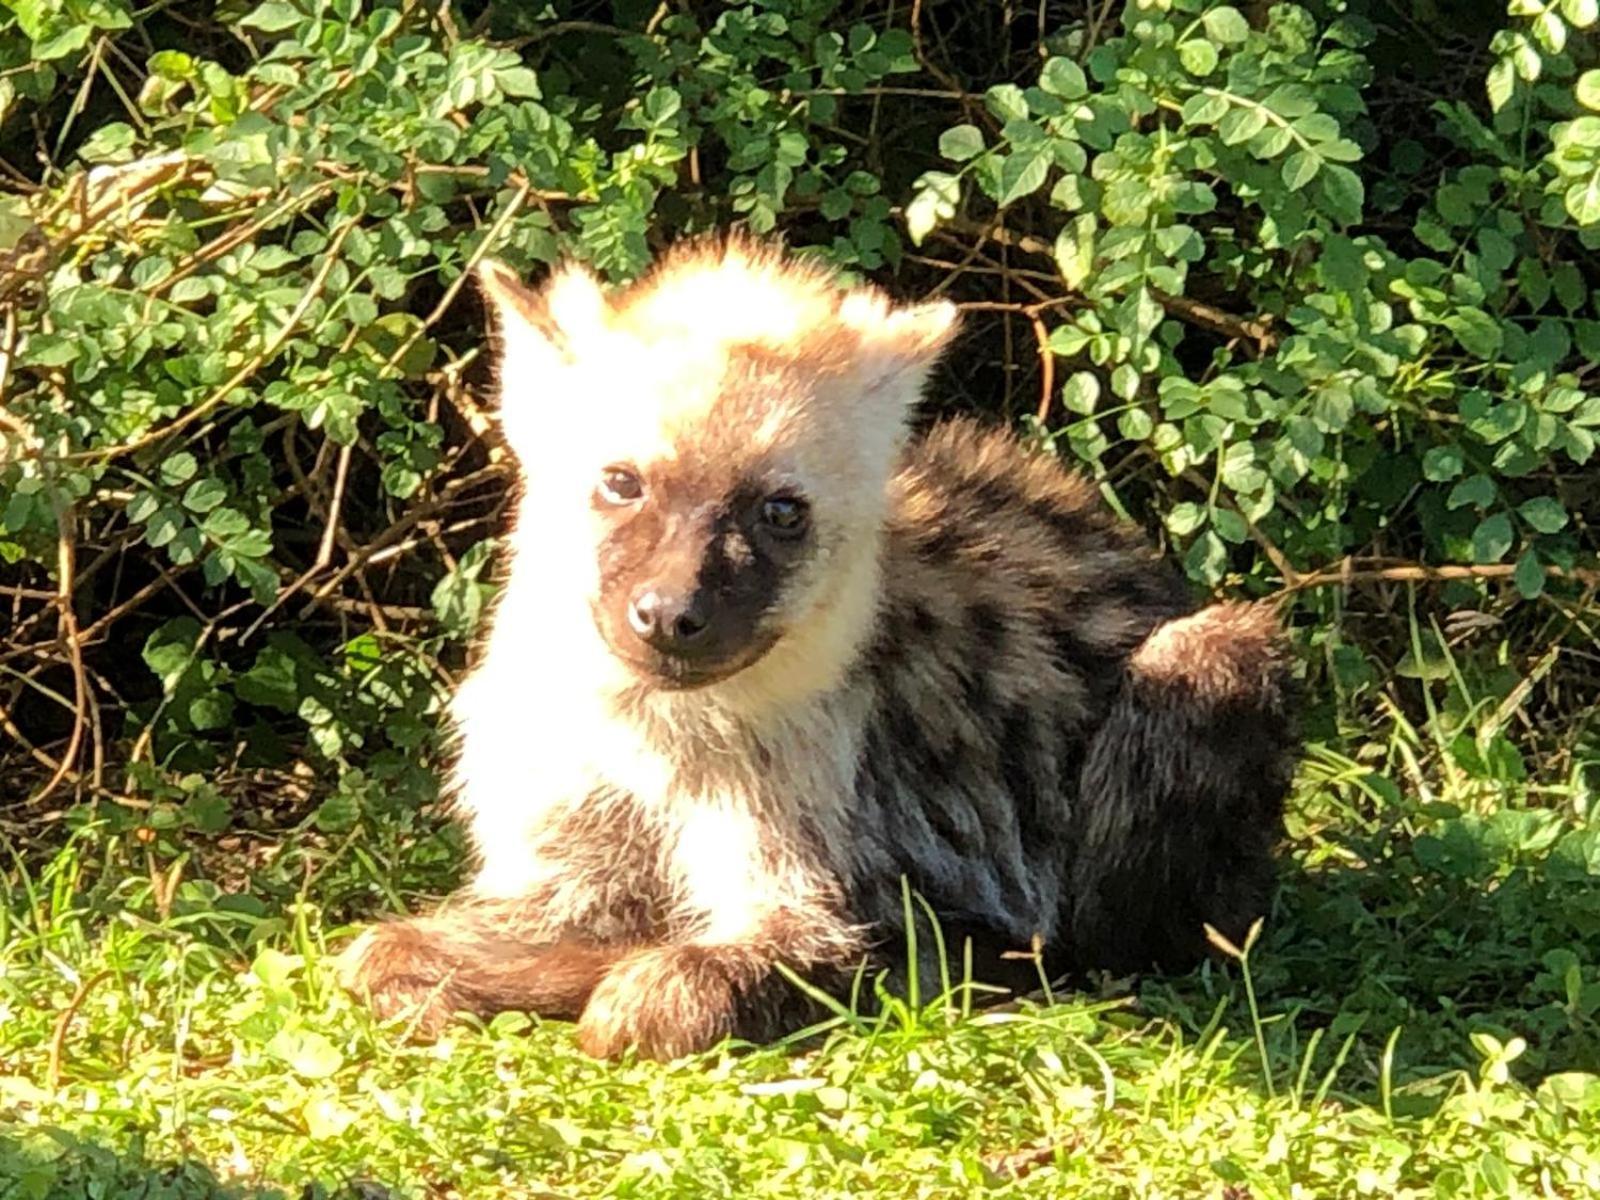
5,699,1600,1199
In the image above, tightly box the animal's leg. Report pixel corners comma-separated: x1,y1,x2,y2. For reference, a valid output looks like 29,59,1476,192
338,895,633,1036
575,916,869,1060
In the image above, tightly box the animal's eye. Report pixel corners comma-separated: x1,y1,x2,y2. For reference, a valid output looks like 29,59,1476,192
598,467,644,505
761,494,810,535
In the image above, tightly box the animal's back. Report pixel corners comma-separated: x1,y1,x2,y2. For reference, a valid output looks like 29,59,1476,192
846,418,1291,978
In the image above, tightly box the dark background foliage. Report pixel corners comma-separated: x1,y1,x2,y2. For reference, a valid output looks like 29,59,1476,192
0,0,1596,897
2,0,1596,821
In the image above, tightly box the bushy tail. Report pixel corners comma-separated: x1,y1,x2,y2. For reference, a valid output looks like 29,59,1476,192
1063,602,1298,975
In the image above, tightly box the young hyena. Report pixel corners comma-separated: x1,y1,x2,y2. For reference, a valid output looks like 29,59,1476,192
339,236,1298,1060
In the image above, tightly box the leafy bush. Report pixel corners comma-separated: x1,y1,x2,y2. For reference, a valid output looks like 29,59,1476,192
0,0,1597,822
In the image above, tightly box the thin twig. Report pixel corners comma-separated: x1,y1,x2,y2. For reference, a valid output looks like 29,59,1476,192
47,969,116,1089
911,0,996,132
30,492,86,806
1029,310,1054,423
1279,559,1600,597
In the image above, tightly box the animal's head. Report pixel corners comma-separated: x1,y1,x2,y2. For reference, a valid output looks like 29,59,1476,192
477,237,958,693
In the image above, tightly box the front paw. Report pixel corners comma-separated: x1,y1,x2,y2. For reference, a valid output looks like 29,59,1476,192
577,945,743,1061
337,920,462,1038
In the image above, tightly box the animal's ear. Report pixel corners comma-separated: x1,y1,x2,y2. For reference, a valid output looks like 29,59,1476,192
476,258,545,332
475,258,610,463
837,289,961,398
475,258,609,363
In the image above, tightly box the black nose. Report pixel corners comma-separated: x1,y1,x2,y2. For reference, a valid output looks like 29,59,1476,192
627,588,711,652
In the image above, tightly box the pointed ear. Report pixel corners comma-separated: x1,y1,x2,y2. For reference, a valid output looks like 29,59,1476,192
837,290,961,396
475,258,610,357
475,258,609,462
476,258,546,332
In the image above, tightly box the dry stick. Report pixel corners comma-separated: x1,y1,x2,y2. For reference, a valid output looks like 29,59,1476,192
1029,310,1054,423
0,306,22,443
1084,0,1121,54
29,490,87,805
56,220,357,465
47,969,116,1089
0,695,65,778
296,463,510,618
956,297,1080,422
910,0,996,133
945,218,1278,352
1279,560,1600,597
281,187,531,620
241,439,356,640
149,180,340,300
77,569,187,647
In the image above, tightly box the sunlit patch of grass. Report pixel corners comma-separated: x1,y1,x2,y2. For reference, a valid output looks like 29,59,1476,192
5,677,1600,1198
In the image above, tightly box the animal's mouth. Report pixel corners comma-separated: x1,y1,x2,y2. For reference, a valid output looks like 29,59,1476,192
619,631,783,691
593,606,783,691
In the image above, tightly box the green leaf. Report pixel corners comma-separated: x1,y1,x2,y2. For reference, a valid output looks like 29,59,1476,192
432,548,494,637
1182,92,1230,126
1471,512,1514,563
314,786,361,833
938,124,985,163
1539,1072,1600,1112
1118,408,1153,440
1518,496,1568,533
181,477,227,514
33,24,91,60
142,618,202,690
266,1029,344,1080
236,645,300,713
1422,446,1464,481
496,66,542,100
1281,150,1320,190
1578,70,1600,110
1448,475,1496,510
357,313,437,378
144,506,185,548
998,150,1050,206
1514,548,1545,598
1211,508,1248,544
984,83,1028,123
1203,6,1250,44
1184,530,1228,584
1218,106,1267,146
1178,41,1218,76
906,171,959,245
303,1096,357,1141
160,453,199,487
1166,502,1206,537
1553,263,1587,312
1054,213,1096,290
184,782,233,832
1039,57,1087,99
250,947,301,992
1487,59,1516,112
1317,164,1363,223
1564,0,1599,27
239,1,306,32
1061,371,1100,414
1446,308,1503,359
1566,172,1600,225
